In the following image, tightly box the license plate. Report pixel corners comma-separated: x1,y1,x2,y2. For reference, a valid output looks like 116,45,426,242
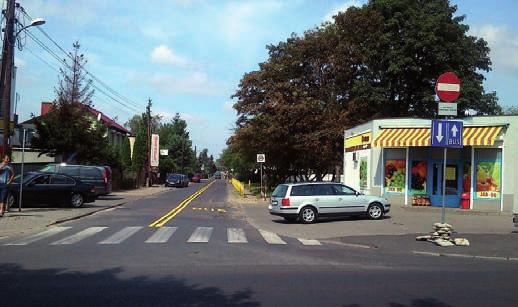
271,200,278,205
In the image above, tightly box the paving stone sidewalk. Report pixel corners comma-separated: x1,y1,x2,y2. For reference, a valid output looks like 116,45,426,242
0,186,169,240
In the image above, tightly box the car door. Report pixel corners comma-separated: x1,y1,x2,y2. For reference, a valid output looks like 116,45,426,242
49,174,75,204
312,184,341,215
333,184,366,213
26,174,53,205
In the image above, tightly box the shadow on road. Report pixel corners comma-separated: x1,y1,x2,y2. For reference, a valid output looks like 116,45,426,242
0,263,259,307
272,215,392,225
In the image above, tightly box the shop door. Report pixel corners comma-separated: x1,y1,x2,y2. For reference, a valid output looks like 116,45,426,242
430,162,461,208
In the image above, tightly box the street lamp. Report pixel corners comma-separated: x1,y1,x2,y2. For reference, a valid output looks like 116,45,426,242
15,18,46,37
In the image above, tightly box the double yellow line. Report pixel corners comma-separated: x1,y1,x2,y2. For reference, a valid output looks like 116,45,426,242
149,180,216,228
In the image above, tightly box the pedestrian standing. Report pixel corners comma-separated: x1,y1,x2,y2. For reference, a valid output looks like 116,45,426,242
0,155,14,216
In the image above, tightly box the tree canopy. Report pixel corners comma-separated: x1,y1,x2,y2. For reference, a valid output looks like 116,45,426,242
229,0,501,186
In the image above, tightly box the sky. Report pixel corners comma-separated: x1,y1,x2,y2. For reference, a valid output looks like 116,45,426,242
10,0,518,159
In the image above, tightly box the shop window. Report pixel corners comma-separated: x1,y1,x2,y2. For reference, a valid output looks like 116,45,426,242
476,161,501,199
444,165,458,195
385,160,406,193
411,161,427,195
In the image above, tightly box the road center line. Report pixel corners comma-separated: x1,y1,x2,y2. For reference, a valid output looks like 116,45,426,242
149,181,216,227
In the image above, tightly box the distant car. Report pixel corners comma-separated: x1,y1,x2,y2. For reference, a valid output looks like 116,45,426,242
269,182,390,223
165,174,189,187
39,163,112,196
191,173,202,183
7,172,97,209
214,171,222,179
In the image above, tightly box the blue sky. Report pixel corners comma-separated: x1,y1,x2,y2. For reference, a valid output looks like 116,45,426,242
12,0,518,158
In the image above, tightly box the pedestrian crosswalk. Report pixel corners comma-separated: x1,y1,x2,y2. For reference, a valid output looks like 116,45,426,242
4,226,324,247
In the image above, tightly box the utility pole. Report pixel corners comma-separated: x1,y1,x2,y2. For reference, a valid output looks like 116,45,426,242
146,98,152,187
0,0,16,156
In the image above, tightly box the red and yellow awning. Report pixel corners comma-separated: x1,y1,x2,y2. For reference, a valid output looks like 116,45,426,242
373,126,503,147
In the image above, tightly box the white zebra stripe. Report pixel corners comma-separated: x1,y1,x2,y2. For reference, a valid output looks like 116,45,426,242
187,227,213,243
298,238,322,246
145,227,178,243
51,227,107,245
258,229,286,245
98,226,142,244
227,228,248,243
5,227,72,246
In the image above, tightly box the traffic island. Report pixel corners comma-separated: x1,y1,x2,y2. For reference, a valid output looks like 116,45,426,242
416,223,470,247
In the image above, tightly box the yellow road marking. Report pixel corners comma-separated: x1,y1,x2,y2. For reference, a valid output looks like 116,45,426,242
149,181,216,228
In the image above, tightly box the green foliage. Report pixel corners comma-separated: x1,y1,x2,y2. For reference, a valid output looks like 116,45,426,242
131,114,148,172
502,106,518,116
120,136,132,170
230,0,501,187
158,113,196,174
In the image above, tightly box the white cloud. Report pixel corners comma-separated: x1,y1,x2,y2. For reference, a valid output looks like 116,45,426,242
147,71,226,95
471,25,518,72
323,0,363,23
150,45,192,68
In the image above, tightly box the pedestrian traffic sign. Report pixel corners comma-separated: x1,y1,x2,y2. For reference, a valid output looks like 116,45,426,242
431,120,463,148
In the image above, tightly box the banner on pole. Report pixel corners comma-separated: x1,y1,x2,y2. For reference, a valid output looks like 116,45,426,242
150,134,159,167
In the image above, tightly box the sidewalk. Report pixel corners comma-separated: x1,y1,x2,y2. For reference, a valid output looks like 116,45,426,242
0,186,169,240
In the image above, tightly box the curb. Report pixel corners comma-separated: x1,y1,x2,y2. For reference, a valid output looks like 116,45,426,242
401,206,512,217
412,250,518,262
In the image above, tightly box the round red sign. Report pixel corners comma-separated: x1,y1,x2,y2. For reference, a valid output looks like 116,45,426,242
435,72,461,102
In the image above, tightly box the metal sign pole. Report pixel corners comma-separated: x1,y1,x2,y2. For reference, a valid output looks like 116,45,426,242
260,164,263,199
441,147,447,223
18,129,26,212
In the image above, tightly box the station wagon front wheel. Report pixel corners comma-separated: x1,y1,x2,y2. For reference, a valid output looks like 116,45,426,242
300,206,317,224
367,203,384,220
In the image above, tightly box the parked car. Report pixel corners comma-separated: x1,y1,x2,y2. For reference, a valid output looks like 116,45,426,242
191,173,202,183
7,172,97,209
39,163,112,196
269,182,390,224
214,171,222,179
165,174,189,187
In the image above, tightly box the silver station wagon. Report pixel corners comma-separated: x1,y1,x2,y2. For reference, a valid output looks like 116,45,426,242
269,182,390,224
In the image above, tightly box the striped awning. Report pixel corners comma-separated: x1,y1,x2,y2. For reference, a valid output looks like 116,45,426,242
373,126,503,147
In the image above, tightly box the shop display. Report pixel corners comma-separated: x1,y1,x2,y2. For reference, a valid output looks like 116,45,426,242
411,161,427,194
385,160,406,193
476,161,501,198
359,159,367,189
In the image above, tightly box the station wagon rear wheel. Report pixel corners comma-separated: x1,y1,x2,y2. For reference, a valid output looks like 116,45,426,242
6,193,15,211
367,203,383,220
70,193,84,208
300,206,317,224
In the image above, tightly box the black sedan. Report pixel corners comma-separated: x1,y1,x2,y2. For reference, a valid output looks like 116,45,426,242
7,172,97,209
165,174,189,187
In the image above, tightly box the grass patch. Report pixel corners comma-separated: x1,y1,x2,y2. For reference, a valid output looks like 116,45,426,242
247,182,271,198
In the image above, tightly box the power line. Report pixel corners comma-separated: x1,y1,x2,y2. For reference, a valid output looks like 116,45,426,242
24,29,142,113
19,8,145,111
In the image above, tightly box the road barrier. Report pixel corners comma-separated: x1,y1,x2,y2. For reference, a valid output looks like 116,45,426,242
230,178,245,197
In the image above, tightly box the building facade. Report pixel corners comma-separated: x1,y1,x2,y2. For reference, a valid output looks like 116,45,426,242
343,116,518,213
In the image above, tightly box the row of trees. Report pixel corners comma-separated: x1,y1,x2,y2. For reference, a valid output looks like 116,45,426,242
30,41,216,188
222,0,502,187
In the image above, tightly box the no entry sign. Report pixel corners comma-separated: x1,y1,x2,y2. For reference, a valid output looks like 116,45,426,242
435,72,460,102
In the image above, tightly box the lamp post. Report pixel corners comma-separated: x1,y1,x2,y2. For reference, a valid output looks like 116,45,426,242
0,0,45,155
17,128,33,212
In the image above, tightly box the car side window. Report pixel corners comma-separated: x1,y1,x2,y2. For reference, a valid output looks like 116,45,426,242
312,184,335,196
33,175,51,185
51,175,72,184
333,185,356,195
290,185,313,196
81,167,101,178
61,166,80,177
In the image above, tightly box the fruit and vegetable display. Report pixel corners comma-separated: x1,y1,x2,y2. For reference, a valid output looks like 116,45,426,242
385,160,406,192
411,161,427,193
476,162,501,198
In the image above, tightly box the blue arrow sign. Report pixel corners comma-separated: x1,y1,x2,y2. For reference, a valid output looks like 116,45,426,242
431,120,463,148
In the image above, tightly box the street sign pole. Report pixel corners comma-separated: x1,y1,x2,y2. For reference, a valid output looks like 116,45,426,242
442,148,447,223
260,164,263,200
18,129,26,212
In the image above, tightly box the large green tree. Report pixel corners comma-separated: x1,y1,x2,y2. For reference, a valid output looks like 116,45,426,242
230,0,500,186
31,42,109,163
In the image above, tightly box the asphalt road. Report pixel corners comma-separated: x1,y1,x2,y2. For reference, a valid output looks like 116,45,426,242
1,179,518,306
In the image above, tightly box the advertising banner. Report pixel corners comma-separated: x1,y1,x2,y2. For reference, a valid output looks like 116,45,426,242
385,160,406,193
150,134,160,167
128,136,136,159
411,161,427,194
476,161,501,198
345,132,372,152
